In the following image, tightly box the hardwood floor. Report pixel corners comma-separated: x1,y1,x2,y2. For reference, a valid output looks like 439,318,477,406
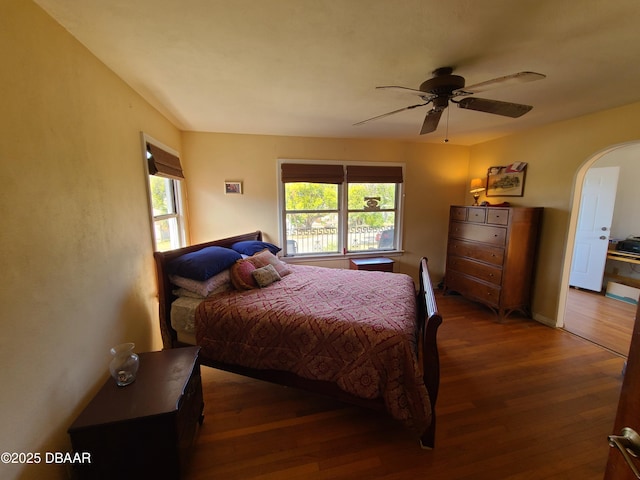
563,287,635,356
184,293,625,480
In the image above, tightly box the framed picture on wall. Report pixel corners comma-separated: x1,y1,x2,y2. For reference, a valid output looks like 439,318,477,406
224,181,242,194
486,163,527,197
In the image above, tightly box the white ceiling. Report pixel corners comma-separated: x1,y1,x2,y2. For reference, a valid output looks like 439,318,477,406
34,0,640,145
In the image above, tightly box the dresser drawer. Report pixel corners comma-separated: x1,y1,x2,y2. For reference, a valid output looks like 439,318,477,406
487,208,509,225
450,206,467,221
447,257,503,285
177,367,203,457
449,222,507,246
447,239,504,266
446,271,501,307
467,208,487,223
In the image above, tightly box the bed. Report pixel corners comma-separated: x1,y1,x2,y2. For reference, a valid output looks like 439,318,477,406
153,231,443,448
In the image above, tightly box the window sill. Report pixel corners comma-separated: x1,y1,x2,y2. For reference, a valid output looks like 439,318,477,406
282,250,403,264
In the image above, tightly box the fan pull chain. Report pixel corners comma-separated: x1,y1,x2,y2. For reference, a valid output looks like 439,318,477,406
444,107,450,143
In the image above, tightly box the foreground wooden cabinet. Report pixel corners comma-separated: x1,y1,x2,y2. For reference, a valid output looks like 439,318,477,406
444,205,542,320
68,347,204,479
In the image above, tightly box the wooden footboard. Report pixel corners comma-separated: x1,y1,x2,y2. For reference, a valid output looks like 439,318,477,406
153,234,443,448
417,257,443,449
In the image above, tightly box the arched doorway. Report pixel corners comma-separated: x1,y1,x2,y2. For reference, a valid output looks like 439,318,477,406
558,141,640,354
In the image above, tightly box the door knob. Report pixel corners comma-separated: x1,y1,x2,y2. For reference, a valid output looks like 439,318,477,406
609,427,640,478
602,227,608,231
600,236,607,240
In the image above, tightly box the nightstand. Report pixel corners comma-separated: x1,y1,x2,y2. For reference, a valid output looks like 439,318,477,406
68,346,204,480
349,257,394,272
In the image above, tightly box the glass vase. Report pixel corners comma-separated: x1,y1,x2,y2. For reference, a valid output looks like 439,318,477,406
109,343,139,387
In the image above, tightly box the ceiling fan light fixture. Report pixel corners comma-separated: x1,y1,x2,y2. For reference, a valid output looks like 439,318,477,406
432,96,449,110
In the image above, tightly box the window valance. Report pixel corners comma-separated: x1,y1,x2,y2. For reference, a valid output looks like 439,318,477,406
148,144,184,180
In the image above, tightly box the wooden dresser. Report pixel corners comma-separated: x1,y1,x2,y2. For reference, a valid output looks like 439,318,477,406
444,205,542,320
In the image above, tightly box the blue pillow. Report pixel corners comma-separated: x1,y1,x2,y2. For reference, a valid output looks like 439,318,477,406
231,240,282,256
167,246,242,281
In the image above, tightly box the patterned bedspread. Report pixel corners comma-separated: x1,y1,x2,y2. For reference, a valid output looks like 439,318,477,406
195,264,431,435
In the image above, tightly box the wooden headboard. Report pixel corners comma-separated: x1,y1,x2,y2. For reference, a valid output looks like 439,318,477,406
152,231,262,349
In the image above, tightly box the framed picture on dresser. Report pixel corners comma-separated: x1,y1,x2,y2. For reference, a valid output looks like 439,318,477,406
486,163,527,197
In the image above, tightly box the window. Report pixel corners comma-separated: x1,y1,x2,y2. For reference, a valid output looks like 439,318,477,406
280,161,403,256
143,135,186,251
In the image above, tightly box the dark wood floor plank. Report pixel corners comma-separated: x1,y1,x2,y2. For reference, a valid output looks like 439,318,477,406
564,287,634,356
184,292,625,480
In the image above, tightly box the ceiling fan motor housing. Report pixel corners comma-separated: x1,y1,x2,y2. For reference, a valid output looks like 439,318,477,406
419,74,466,97
420,72,465,111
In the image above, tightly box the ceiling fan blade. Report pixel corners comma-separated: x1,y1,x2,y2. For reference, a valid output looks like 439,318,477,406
457,97,533,118
353,102,428,126
420,109,442,134
376,86,437,100
454,71,545,95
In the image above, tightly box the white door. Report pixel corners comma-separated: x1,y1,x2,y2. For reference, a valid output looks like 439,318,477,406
569,166,620,291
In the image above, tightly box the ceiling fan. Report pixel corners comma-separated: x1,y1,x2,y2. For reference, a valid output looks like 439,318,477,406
354,67,546,135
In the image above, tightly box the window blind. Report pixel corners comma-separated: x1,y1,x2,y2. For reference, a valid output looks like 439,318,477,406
147,144,184,180
346,165,403,183
281,163,344,184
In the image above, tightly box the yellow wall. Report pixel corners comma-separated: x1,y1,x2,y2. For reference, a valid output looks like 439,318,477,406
5,2,640,479
1,2,180,479
182,132,469,278
469,103,640,324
